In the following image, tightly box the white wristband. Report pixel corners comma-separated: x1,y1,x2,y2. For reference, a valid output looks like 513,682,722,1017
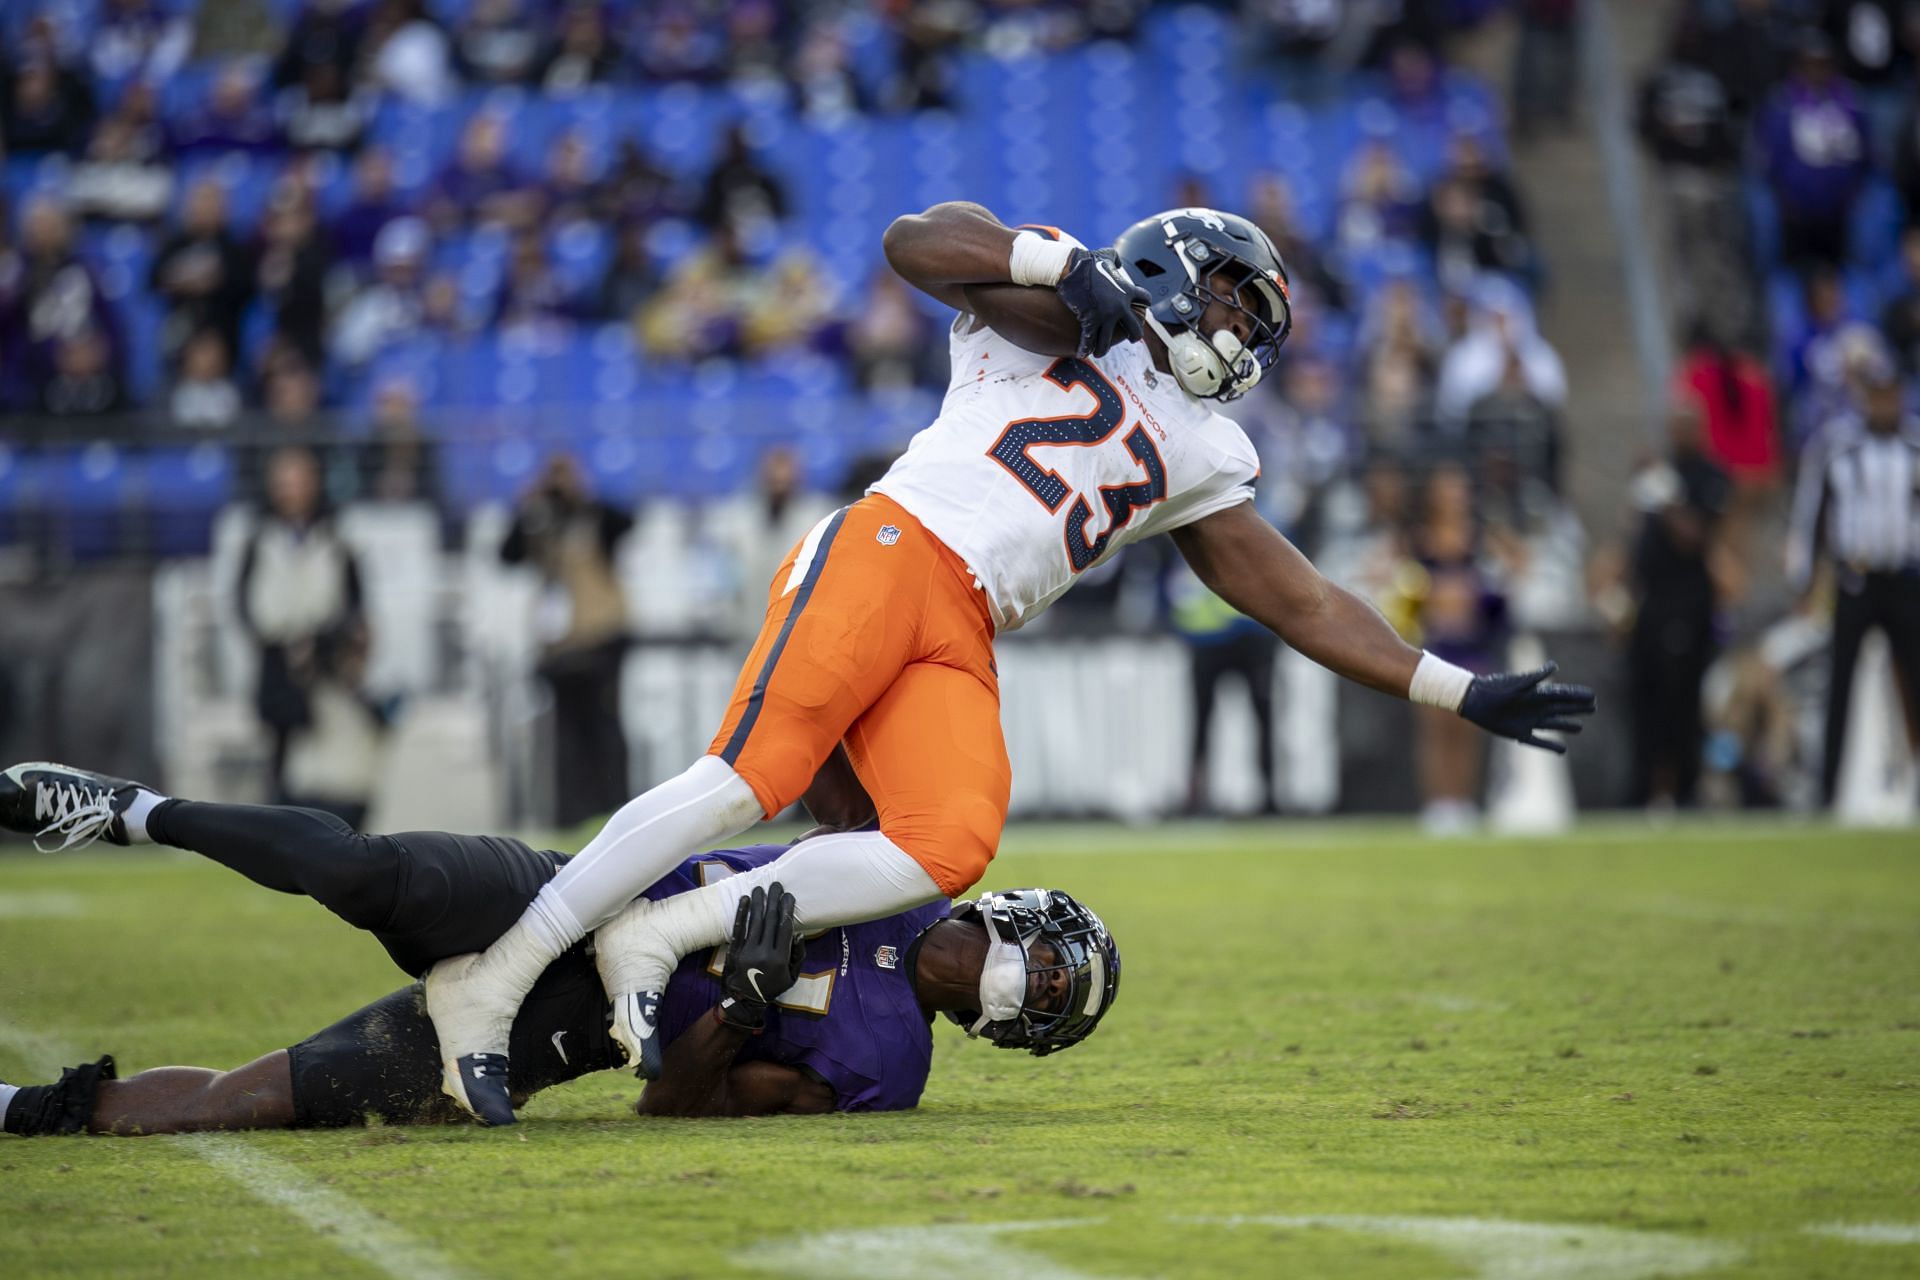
1008,232,1075,288
1409,651,1474,712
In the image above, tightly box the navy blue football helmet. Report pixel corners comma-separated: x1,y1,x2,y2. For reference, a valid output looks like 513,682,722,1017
1112,208,1292,401
945,887,1120,1056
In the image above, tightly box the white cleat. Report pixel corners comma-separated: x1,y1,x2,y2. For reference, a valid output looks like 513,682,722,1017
594,897,679,1080
423,953,519,1126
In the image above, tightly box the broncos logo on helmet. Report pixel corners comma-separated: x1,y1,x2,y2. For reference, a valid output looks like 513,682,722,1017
944,887,1121,1056
1113,208,1293,402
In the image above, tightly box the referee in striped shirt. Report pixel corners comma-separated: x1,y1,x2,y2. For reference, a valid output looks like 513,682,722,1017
1786,366,1920,806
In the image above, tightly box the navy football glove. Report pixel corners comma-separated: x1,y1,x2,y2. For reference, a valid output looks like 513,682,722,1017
1459,661,1597,754
717,882,805,1031
1056,247,1149,358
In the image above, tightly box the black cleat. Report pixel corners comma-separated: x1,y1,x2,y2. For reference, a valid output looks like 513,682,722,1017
444,1053,517,1127
0,762,146,851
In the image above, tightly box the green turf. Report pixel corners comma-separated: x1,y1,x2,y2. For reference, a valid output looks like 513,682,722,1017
3,820,1917,1278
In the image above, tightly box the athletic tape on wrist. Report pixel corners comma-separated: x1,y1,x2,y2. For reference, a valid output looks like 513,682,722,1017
1008,231,1075,288
1409,651,1474,712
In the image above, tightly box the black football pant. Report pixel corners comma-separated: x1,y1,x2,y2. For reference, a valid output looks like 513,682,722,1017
1188,630,1279,812
144,800,566,976
1821,570,1920,806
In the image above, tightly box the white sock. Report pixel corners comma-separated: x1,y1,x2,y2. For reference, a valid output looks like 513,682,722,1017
121,789,167,844
0,1083,17,1129
542,755,765,933
615,830,943,993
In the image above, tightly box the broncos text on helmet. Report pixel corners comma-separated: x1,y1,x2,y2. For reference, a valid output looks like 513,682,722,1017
945,887,1121,1056
1112,207,1292,402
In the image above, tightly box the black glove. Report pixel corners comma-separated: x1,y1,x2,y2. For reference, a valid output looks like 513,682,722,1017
1459,661,1597,754
1055,247,1149,358
717,882,805,1031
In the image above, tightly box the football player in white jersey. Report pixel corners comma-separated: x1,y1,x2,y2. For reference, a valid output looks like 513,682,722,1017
425,202,1597,1123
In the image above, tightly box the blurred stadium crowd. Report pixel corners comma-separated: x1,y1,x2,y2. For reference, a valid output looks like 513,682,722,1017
0,0,1913,825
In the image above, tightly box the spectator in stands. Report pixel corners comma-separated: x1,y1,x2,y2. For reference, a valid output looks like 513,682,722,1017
791,19,869,125
741,246,842,356
40,326,126,416
1882,225,1920,375
1511,0,1578,140
1696,0,1796,123
68,81,173,225
594,221,658,323
1421,135,1536,293
882,2,966,111
1785,268,1891,448
696,123,788,236
500,453,634,827
329,146,405,269
261,348,325,427
1357,279,1442,449
493,231,574,335
1821,0,1917,159
1240,354,1354,541
237,444,378,825
540,2,623,94
1436,278,1567,436
169,328,242,429
332,216,428,369
638,223,755,361
628,2,730,83
89,0,192,89
355,376,441,508
1405,463,1508,835
3,195,121,411
1335,143,1422,257
425,112,534,234
271,0,363,94
1,54,96,156
150,179,254,369
1248,0,1345,104
254,179,333,368
452,0,542,86
707,446,835,645
363,0,457,107
1624,401,1730,811
278,60,373,155
846,269,943,390
530,130,604,230
1168,564,1280,817
169,63,283,157
1757,30,1871,275
599,137,682,228
1247,171,1348,316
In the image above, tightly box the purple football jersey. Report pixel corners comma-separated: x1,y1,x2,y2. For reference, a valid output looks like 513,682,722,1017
643,844,949,1113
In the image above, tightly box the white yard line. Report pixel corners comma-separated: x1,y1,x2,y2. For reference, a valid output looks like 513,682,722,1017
174,1133,472,1280
1806,1223,1920,1246
0,1014,79,1074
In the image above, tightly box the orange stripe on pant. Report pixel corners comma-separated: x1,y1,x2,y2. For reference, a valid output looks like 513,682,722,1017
708,494,1008,897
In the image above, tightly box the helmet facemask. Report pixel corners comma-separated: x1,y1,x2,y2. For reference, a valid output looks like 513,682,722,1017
945,888,1120,1056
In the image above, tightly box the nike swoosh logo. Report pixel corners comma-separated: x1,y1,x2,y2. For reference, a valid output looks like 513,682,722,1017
550,1030,569,1064
745,968,768,1000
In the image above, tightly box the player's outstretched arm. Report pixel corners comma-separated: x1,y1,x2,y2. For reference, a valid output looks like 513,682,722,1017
1171,503,1596,752
635,884,835,1118
883,202,1146,357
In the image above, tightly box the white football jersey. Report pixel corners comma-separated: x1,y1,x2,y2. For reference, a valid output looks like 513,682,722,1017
871,308,1261,633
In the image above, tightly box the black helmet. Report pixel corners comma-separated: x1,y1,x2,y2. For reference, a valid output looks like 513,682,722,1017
945,887,1121,1056
1112,208,1292,401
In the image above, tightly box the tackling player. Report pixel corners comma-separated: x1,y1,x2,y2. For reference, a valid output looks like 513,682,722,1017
343,203,1598,1122
0,760,1118,1133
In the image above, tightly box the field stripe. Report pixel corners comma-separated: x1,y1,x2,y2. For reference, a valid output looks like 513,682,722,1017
176,1133,471,1280
1806,1223,1920,1246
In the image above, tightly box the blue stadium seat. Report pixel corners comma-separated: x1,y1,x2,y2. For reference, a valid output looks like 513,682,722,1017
146,443,233,557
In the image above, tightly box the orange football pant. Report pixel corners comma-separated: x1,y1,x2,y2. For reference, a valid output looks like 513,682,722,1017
708,493,1008,897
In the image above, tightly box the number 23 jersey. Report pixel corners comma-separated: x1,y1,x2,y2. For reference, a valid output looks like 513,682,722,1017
871,302,1262,633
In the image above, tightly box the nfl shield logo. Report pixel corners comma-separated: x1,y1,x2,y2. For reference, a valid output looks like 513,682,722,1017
876,525,901,546
874,945,899,970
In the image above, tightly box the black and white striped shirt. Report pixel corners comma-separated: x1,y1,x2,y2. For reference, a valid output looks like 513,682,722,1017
1787,415,1920,588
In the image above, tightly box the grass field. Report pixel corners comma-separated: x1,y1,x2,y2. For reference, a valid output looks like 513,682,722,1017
2,819,1917,1278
